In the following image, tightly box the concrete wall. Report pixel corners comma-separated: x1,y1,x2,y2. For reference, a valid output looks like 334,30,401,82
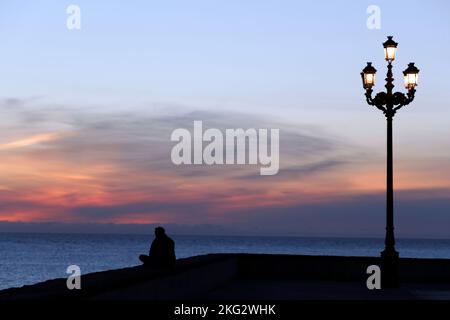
237,254,450,283
93,257,239,300
1,253,450,300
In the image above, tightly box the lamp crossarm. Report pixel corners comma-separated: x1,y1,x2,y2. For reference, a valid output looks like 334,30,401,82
393,88,416,112
364,88,416,114
364,88,387,112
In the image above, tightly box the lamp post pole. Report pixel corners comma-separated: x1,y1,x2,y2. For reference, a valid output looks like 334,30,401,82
382,61,397,261
361,36,420,288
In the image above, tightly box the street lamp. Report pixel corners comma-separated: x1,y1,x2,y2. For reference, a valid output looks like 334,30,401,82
383,36,398,62
403,63,420,90
361,36,420,288
361,62,377,89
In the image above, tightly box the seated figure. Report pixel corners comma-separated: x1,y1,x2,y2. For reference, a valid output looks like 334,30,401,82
139,226,176,269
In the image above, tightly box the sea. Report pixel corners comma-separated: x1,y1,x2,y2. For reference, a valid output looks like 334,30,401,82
1,233,450,290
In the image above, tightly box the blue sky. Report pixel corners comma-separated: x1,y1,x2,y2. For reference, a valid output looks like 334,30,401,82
1,0,449,109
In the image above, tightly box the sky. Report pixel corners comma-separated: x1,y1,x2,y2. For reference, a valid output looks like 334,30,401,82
0,0,450,237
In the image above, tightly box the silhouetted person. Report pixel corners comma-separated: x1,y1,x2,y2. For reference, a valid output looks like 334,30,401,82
139,227,176,269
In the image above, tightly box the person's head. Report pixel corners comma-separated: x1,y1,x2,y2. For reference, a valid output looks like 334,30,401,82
154,226,166,238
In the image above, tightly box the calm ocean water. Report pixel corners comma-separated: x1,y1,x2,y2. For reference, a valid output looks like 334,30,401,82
1,233,450,290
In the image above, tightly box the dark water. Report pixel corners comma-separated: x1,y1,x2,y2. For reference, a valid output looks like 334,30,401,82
1,233,450,290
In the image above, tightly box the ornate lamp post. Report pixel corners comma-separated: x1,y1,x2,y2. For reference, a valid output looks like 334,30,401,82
361,36,420,288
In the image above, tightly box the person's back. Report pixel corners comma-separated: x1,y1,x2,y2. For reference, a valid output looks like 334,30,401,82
149,233,175,267
139,227,176,268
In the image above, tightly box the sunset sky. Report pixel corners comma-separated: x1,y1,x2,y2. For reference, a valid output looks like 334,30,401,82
1,0,450,237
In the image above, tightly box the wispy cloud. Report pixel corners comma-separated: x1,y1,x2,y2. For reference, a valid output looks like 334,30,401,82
0,132,68,151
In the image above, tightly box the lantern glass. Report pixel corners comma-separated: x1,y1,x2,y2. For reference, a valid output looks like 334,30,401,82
364,73,376,87
404,73,418,89
384,46,397,61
